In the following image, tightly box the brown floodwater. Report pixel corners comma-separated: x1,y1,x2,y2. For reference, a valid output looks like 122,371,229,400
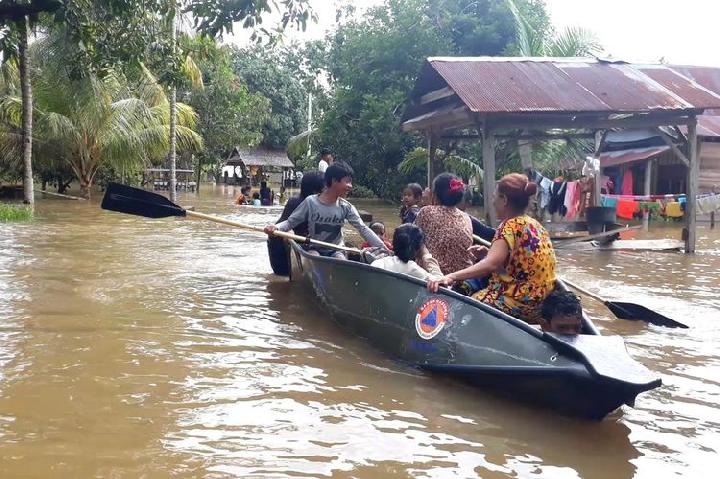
1,184,719,478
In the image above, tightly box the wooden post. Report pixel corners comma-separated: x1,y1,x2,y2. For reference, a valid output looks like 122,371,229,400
711,211,715,229
685,116,698,253
593,130,606,206
518,129,532,169
643,159,653,231
427,133,436,187
482,129,497,226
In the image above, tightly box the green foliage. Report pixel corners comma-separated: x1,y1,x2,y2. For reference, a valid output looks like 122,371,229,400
0,32,203,198
347,184,376,199
231,44,313,150
317,0,545,198
0,202,33,221
184,36,270,180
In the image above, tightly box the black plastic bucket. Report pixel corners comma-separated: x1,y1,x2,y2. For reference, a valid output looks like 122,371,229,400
586,206,617,234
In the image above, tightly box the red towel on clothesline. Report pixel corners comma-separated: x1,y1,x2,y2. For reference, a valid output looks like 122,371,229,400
616,200,639,220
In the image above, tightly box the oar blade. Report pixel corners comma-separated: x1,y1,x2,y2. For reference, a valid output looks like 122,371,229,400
101,182,186,219
606,301,688,329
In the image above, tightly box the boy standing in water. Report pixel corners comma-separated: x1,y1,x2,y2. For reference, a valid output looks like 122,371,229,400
264,161,386,258
540,291,583,335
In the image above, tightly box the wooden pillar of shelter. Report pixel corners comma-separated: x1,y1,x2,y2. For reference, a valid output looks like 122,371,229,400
518,130,532,170
482,129,497,226
593,130,606,206
685,116,699,253
643,159,653,230
427,133,437,187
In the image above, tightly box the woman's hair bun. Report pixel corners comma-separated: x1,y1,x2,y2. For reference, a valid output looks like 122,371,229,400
524,181,538,196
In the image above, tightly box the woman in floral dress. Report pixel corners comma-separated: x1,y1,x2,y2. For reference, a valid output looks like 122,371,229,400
427,173,556,324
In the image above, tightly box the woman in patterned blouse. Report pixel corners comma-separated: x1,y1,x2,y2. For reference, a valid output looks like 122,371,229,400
415,173,474,275
427,173,557,324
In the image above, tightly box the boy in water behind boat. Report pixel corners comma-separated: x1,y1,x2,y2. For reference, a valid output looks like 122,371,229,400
264,161,386,258
540,290,583,335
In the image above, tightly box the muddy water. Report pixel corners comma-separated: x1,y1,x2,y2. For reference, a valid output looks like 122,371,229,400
0,184,718,478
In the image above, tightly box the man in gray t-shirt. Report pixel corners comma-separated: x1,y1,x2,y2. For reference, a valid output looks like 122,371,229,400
264,161,384,258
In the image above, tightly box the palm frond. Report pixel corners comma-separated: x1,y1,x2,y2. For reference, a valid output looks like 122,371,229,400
181,54,204,90
548,27,602,57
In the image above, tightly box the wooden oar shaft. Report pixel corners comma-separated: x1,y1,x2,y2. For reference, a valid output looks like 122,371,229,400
35,189,86,200
559,278,606,304
185,210,361,254
473,233,608,304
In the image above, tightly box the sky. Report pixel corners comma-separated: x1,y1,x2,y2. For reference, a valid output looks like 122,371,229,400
229,0,720,67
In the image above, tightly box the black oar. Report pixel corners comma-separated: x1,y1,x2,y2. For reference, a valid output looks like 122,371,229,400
472,234,688,328
101,182,361,254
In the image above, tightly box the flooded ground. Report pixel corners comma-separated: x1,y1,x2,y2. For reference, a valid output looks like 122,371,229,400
1,184,718,478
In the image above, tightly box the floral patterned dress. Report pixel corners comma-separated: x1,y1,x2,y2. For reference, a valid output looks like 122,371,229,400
415,206,474,275
472,215,556,323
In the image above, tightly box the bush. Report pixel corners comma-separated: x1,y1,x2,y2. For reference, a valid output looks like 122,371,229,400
0,203,33,222
348,184,376,198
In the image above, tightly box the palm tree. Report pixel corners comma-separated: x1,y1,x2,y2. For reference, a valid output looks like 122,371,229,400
506,0,600,170
0,35,203,199
398,146,484,184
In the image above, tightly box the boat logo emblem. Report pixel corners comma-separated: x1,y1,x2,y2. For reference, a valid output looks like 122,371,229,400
415,298,449,340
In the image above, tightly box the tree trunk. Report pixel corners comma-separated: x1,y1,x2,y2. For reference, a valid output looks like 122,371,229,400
195,154,201,193
169,85,177,202
19,15,34,209
168,4,178,202
79,176,91,199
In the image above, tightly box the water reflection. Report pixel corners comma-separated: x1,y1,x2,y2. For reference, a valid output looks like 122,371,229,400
0,187,717,477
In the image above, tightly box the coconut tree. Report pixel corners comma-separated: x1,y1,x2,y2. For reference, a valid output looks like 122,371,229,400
0,35,203,199
506,0,600,171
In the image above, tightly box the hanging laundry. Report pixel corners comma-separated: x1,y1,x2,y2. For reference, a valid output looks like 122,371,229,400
548,181,567,217
665,202,683,218
697,194,720,214
564,181,581,219
621,169,634,196
539,177,553,209
529,169,552,209
601,196,618,209
616,200,639,220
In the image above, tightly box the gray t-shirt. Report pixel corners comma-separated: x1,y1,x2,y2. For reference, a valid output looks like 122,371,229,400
276,194,384,250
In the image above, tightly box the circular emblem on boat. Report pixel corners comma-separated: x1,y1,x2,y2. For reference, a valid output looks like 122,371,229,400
415,298,449,340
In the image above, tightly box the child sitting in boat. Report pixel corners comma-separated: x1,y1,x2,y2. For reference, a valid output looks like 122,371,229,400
252,192,261,206
400,183,423,224
362,222,393,250
264,161,387,258
539,290,583,335
371,224,442,280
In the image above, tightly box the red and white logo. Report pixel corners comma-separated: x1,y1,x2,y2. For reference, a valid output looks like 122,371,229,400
415,298,449,340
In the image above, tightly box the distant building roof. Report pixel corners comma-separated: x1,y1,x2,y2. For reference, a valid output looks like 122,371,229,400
226,147,293,168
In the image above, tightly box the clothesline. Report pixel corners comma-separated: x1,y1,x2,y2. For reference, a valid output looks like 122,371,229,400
602,193,686,201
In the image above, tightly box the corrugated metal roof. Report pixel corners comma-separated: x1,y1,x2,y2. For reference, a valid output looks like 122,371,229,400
422,57,720,114
599,146,670,168
226,147,293,168
698,115,720,137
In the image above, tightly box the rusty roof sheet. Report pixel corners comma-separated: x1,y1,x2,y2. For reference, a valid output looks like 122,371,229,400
698,115,720,137
421,57,720,114
599,146,670,168
226,147,293,168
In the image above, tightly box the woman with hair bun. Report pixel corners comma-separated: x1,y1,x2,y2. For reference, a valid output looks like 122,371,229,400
428,173,556,324
415,173,474,274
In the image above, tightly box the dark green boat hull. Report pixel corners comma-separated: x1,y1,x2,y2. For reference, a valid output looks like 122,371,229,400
287,241,661,420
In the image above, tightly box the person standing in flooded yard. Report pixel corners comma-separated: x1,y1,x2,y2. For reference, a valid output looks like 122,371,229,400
264,161,386,258
317,148,334,173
